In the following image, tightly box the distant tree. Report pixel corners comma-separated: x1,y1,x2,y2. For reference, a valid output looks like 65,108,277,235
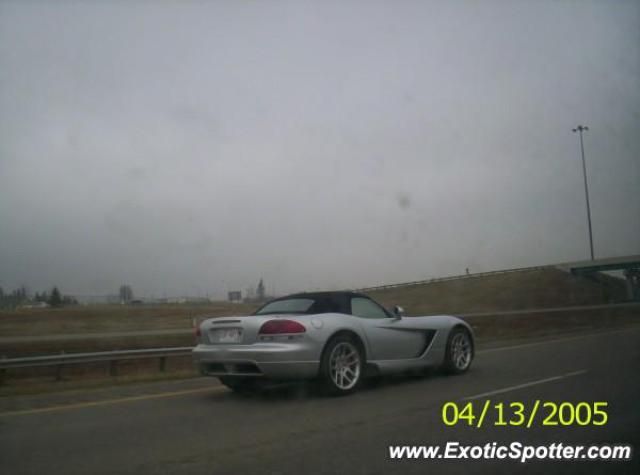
49,286,63,307
62,295,78,306
119,285,134,304
257,278,265,301
7,286,29,307
17,285,27,300
0,286,28,308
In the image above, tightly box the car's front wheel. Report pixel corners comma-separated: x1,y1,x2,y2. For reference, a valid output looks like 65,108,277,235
443,327,474,374
320,335,363,396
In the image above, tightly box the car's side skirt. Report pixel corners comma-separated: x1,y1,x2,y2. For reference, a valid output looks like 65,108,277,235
367,331,447,375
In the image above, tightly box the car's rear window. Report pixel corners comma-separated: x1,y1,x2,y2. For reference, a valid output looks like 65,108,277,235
254,298,314,315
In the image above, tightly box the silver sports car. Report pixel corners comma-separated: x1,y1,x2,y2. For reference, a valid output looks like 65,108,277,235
193,291,474,395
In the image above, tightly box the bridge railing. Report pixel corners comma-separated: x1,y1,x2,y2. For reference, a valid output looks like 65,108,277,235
354,265,553,292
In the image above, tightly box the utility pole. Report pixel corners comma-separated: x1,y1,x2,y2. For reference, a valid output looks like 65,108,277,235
572,125,594,260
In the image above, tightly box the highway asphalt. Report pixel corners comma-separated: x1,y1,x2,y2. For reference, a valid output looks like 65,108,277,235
1,328,638,474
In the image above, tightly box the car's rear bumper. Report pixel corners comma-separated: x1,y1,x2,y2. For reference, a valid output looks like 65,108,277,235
192,342,320,379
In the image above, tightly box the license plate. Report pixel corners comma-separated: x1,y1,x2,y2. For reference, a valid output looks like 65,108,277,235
210,328,243,343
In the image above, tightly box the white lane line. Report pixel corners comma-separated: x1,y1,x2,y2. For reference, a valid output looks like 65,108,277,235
463,370,588,400
477,327,640,354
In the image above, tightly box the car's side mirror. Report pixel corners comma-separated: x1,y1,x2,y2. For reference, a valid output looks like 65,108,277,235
391,305,406,319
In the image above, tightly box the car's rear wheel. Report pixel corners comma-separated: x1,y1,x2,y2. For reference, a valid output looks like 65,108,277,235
443,327,474,374
320,335,363,396
219,376,259,393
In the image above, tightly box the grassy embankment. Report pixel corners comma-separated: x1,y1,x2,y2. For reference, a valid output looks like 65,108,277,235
368,267,637,341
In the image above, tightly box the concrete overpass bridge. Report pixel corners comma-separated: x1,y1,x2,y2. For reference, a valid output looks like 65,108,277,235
557,255,640,300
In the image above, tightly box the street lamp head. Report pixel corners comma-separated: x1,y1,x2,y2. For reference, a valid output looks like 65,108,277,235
573,125,589,132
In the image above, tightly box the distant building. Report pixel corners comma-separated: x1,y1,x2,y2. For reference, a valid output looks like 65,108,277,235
166,297,211,304
21,301,49,309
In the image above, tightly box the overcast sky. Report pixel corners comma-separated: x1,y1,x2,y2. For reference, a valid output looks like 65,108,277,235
0,0,638,298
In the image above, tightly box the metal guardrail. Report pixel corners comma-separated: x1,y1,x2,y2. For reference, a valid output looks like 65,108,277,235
0,329,193,345
0,347,193,369
0,347,194,381
355,265,553,292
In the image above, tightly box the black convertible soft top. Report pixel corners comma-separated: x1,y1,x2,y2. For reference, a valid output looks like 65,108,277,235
253,291,379,316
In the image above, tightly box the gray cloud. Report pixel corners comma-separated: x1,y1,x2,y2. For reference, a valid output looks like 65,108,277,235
1,1,638,298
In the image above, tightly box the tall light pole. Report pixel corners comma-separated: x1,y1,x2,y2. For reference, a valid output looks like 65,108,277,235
572,125,594,260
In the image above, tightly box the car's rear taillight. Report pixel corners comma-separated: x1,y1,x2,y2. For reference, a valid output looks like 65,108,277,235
194,325,202,343
258,319,306,334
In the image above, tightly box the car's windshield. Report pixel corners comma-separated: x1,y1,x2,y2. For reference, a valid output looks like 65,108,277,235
254,298,314,315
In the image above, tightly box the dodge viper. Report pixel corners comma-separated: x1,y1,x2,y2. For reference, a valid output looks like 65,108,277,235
193,291,474,395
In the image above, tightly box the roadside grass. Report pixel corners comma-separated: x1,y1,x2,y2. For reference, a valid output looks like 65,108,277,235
1,334,193,358
0,302,257,338
367,267,626,315
466,306,639,342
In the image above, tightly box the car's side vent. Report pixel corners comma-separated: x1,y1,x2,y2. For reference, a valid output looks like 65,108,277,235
416,330,437,357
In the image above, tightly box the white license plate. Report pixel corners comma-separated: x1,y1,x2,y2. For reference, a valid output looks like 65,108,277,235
210,328,243,343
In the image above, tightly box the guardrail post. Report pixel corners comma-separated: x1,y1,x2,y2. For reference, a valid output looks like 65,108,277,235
55,351,65,381
0,356,6,386
159,356,167,373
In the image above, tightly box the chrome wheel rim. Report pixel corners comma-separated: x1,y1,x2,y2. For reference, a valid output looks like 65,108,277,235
329,342,361,390
451,332,472,370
